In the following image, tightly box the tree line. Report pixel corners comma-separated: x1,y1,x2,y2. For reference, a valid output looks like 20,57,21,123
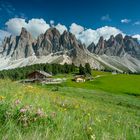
0,63,91,80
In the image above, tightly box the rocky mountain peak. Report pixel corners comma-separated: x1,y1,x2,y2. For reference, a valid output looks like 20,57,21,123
87,42,96,53
115,33,123,39
99,36,104,41
98,36,105,48
115,33,124,45
20,27,32,39
87,33,140,59
109,35,115,41
44,27,60,40
1,27,140,73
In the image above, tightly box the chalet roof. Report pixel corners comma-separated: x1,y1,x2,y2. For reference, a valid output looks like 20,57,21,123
74,75,85,79
28,70,52,78
36,70,52,77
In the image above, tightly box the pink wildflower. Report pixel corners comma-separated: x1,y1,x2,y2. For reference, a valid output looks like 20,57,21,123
36,108,44,117
20,108,27,113
15,99,21,105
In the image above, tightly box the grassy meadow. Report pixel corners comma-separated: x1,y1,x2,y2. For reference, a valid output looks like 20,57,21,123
0,71,140,140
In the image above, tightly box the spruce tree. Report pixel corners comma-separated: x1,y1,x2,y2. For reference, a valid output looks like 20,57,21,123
85,63,91,75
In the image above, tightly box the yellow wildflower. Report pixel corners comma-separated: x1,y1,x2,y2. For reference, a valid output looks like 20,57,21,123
0,96,5,100
91,134,96,140
88,126,92,131
87,113,91,116
64,108,67,111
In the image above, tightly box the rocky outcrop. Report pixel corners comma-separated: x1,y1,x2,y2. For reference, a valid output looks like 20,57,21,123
87,42,96,53
0,27,86,65
1,36,17,57
34,28,61,56
124,36,140,59
1,27,35,60
87,34,140,59
94,36,107,55
34,28,84,58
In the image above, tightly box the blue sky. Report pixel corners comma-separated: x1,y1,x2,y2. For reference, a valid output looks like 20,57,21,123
0,0,140,44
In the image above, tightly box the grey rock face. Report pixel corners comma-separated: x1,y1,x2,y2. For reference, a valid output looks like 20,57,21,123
11,27,34,59
35,28,61,56
124,36,140,59
0,27,140,72
34,28,84,58
0,27,85,62
1,36,20,57
1,27,35,60
87,34,140,59
87,42,96,53
95,36,107,55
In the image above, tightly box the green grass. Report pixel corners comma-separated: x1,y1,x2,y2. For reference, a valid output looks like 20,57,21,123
0,71,140,140
55,72,140,96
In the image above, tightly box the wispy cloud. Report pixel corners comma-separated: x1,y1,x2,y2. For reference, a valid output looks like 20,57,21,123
0,1,27,19
121,19,131,24
133,21,140,25
0,2,15,16
101,14,111,21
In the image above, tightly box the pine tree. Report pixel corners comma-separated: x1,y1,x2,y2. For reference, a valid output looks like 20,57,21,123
79,64,86,75
85,63,91,75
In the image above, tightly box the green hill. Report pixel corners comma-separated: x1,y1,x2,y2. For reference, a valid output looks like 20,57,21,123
0,72,140,139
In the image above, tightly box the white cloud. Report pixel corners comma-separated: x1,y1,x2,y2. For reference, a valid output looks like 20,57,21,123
70,23,84,35
5,18,27,35
27,18,50,38
101,14,111,21
55,23,67,34
133,34,140,40
77,29,99,46
0,30,11,45
96,26,124,41
70,23,124,46
4,18,125,46
133,21,140,25
5,18,50,38
121,19,131,23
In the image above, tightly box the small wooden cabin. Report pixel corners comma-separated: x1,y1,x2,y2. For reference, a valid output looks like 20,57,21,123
27,70,52,81
74,75,85,82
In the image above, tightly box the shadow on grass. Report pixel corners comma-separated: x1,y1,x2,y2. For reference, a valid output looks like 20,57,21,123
123,92,140,97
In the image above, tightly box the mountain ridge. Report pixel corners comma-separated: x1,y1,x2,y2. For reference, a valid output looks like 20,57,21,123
0,27,140,73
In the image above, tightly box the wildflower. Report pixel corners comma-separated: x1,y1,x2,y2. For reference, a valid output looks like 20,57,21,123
36,108,44,117
62,103,65,107
64,108,67,111
20,108,27,113
91,134,96,140
14,99,21,105
87,113,90,116
0,96,5,100
88,126,92,131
